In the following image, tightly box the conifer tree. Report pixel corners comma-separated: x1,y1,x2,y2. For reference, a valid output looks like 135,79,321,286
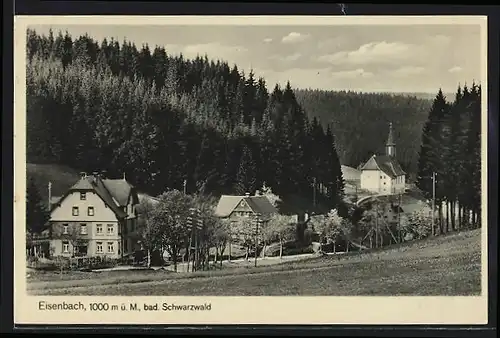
26,177,50,235
234,144,257,195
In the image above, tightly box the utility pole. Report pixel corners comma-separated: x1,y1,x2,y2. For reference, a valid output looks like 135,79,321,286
187,208,194,272
48,181,52,210
397,192,402,243
431,172,436,237
254,213,261,268
196,209,203,271
313,177,316,208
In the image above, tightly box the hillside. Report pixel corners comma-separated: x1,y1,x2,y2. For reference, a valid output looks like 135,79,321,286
27,163,156,206
294,89,433,175
26,29,344,211
28,229,481,296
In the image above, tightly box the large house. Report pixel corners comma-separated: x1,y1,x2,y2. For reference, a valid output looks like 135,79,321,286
41,172,140,259
360,123,406,195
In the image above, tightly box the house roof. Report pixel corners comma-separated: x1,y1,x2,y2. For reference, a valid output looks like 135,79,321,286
360,155,406,178
102,179,138,206
51,175,135,219
215,195,278,218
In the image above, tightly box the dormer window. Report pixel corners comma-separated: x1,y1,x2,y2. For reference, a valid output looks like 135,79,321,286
80,192,86,200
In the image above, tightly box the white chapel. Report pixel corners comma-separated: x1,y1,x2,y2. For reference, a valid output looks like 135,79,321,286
359,122,406,195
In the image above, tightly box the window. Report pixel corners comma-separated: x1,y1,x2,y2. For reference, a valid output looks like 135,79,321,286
107,242,114,253
380,176,383,179
96,242,103,254
80,192,86,200
96,224,103,235
88,206,94,216
80,223,87,235
107,224,114,235
62,241,70,253
124,239,128,252
63,224,69,234
72,206,79,216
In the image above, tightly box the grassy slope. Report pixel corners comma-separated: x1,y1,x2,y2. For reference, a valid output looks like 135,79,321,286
28,229,481,296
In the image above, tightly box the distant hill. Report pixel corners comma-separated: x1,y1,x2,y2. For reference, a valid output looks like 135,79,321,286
294,89,434,175
383,91,455,101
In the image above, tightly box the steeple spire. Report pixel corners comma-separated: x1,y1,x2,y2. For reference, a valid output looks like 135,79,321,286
386,122,396,157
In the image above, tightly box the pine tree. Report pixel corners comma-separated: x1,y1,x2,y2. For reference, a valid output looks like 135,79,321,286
234,144,257,195
26,178,50,235
416,89,450,232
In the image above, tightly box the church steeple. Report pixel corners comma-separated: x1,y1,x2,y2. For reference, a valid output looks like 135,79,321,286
386,122,396,157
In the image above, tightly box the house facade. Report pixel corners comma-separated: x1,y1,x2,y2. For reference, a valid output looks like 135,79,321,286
360,123,406,194
214,193,278,241
47,172,140,259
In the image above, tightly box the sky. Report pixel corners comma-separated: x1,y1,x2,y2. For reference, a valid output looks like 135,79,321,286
29,23,482,94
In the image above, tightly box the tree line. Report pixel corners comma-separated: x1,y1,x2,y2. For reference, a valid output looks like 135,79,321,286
416,85,482,233
26,28,344,212
295,88,433,176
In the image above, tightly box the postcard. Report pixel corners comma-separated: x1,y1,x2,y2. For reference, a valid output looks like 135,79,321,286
14,14,488,325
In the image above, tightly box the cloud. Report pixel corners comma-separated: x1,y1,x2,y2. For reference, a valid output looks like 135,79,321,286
448,66,463,73
428,34,452,46
281,32,310,44
317,41,417,66
164,42,248,62
263,38,273,43
269,53,302,62
391,66,425,77
332,68,374,79
317,36,346,50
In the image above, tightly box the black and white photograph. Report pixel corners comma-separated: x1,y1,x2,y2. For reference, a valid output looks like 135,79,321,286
14,15,488,325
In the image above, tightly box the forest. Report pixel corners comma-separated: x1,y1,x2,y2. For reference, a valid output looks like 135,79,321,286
295,89,433,176
25,28,344,212
416,86,482,233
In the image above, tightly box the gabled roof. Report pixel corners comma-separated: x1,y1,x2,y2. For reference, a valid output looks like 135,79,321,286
51,175,137,219
215,195,278,218
360,155,406,178
102,179,138,206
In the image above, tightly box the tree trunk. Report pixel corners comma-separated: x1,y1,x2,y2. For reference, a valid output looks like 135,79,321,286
458,203,462,230
446,201,451,232
452,200,456,231
147,249,151,268
214,246,218,265
279,237,283,260
245,246,249,261
172,246,178,272
333,240,336,253
438,203,444,234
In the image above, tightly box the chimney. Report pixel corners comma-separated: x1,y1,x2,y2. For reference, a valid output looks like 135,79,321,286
245,192,250,197
79,172,87,180
91,171,101,184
